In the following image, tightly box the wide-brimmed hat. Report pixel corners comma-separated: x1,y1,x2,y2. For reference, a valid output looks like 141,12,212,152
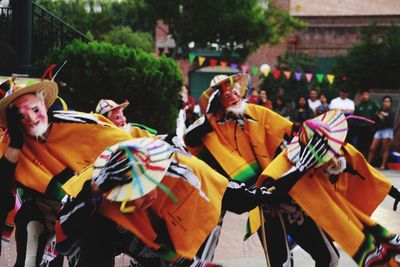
286,110,348,167
93,137,173,203
0,80,58,128
199,73,249,113
95,99,129,115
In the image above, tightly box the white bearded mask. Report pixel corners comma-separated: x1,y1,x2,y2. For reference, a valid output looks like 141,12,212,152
12,92,49,140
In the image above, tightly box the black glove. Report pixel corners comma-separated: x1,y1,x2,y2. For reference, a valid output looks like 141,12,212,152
389,186,400,211
205,90,220,114
295,133,329,173
93,149,133,193
6,105,24,149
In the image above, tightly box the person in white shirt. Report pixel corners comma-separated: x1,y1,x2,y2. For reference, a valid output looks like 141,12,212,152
329,87,355,114
307,88,321,115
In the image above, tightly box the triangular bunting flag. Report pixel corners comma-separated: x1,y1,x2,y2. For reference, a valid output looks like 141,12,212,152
210,59,218,68
305,73,313,83
272,69,281,80
283,70,291,79
231,63,238,70
316,73,324,83
294,72,302,81
189,54,196,63
326,74,335,84
252,66,259,75
220,61,227,67
198,56,206,66
241,64,249,73
261,69,270,77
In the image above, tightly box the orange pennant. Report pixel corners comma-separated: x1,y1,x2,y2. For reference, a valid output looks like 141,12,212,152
283,71,291,79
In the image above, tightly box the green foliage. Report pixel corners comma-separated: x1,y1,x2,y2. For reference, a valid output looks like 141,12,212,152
335,24,400,92
42,40,183,133
35,0,155,39
145,0,305,59
104,26,154,53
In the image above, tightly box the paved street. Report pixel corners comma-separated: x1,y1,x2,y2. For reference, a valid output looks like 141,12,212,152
0,170,399,266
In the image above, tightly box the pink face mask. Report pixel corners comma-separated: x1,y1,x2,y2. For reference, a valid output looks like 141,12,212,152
13,94,48,138
218,82,242,109
108,107,127,128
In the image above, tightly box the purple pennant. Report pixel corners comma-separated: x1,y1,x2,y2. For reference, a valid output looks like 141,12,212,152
295,72,302,81
231,63,238,70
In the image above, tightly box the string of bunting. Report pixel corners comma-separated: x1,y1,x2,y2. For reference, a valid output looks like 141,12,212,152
188,53,345,84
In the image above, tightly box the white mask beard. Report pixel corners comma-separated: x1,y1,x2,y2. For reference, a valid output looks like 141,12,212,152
120,123,131,133
226,101,247,117
30,121,49,141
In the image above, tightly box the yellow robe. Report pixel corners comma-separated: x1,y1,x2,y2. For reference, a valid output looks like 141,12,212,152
14,111,132,196
188,104,292,182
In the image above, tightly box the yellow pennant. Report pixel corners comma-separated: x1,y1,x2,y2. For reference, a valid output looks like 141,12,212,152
262,69,270,77
198,56,206,66
327,74,335,84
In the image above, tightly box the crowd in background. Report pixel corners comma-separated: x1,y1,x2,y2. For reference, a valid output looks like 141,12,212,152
248,87,395,170
180,85,396,170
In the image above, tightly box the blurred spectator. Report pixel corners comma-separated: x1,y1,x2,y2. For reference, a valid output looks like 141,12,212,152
248,89,259,104
273,96,290,119
307,88,321,115
179,85,198,126
315,94,329,116
290,96,314,132
257,89,272,109
353,89,380,157
367,96,395,170
329,88,355,114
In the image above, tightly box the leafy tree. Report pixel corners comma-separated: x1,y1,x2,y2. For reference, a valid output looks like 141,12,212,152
104,26,154,53
144,0,305,59
335,24,400,92
42,40,183,133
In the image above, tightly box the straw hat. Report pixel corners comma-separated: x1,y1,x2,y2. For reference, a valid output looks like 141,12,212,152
286,110,348,167
199,73,249,113
93,137,173,202
0,80,58,128
95,99,129,115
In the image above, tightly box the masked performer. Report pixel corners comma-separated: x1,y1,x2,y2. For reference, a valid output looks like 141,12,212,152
184,73,341,266
95,99,157,137
258,110,400,267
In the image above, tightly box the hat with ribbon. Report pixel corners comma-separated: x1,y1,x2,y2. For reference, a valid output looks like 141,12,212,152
286,110,348,167
0,80,58,128
95,99,129,115
199,73,249,113
93,137,175,206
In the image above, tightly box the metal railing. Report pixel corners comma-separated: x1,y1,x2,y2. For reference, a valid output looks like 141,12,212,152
32,2,92,63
